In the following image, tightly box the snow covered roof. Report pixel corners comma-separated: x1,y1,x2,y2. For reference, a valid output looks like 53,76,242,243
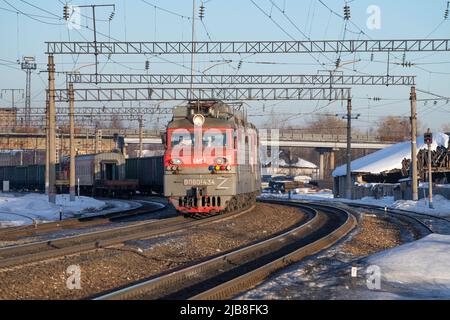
268,158,318,169
292,158,318,169
333,132,449,177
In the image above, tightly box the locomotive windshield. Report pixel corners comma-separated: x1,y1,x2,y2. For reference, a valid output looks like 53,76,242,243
170,130,228,148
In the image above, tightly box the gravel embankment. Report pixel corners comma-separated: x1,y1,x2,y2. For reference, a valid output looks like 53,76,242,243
341,213,402,256
0,203,304,300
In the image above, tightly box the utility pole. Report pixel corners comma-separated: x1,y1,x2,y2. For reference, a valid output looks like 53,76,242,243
138,115,144,158
424,129,434,209
21,57,37,127
346,99,353,200
410,86,419,201
47,55,57,204
336,99,360,199
69,83,76,202
190,0,196,100
45,97,49,195
63,4,115,83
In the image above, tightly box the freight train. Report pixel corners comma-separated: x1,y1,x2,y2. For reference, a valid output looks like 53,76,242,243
163,100,261,215
0,153,164,196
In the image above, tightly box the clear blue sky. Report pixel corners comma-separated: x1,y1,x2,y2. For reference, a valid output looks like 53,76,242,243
0,0,449,132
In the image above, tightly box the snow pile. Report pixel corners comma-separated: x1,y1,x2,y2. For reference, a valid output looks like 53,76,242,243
333,132,450,177
391,195,450,217
0,193,107,227
367,234,450,297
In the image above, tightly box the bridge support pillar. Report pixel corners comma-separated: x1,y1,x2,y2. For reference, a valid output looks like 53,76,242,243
319,152,325,180
316,147,332,181
330,150,335,173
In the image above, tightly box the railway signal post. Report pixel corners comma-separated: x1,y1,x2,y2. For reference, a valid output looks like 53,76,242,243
424,129,434,209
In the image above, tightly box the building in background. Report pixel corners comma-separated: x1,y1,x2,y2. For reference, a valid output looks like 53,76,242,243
0,108,17,131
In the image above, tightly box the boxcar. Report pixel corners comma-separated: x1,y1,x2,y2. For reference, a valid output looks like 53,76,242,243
125,156,164,194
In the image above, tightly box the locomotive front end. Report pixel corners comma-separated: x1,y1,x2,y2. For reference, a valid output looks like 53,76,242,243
163,101,260,216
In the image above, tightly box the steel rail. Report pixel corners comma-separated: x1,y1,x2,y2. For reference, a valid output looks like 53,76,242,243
0,201,167,241
95,201,356,300
190,203,356,300
0,205,255,270
345,202,450,234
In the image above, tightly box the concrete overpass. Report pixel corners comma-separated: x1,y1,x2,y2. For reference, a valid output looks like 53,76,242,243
0,129,393,151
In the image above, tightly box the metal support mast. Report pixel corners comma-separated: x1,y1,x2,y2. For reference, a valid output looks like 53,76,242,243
346,99,353,200
21,57,37,127
47,55,57,204
138,116,144,158
190,0,196,100
68,83,76,202
410,86,418,201
336,99,360,199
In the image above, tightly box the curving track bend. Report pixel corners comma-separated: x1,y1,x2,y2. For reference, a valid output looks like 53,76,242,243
95,200,357,300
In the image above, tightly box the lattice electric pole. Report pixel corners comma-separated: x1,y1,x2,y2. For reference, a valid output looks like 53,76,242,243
21,57,37,127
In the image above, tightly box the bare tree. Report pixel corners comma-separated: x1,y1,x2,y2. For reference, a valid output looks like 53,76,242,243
301,114,350,135
110,115,124,129
376,116,420,142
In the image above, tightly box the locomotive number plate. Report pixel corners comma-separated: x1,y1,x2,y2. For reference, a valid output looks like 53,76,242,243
183,179,216,186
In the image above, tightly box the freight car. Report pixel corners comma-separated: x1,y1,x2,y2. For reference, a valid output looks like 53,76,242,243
164,100,261,215
0,165,45,191
57,152,138,196
125,156,164,195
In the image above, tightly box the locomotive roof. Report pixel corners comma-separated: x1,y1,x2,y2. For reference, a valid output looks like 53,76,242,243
168,100,256,130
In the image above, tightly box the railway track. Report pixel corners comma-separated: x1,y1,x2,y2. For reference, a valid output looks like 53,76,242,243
95,201,356,300
0,204,256,270
345,203,450,234
0,200,167,241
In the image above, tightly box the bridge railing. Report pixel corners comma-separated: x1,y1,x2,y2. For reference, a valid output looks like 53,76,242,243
259,129,386,143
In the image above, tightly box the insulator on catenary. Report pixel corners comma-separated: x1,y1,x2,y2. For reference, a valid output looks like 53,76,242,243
199,3,205,20
145,60,150,70
63,5,70,20
343,4,351,20
335,58,341,68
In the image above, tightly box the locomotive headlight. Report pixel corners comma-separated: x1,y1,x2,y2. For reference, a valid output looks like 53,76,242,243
193,114,205,127
214,157,227,165
170,158,182,165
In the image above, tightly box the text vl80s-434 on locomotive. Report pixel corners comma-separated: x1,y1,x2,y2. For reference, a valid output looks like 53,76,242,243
163,100,261,216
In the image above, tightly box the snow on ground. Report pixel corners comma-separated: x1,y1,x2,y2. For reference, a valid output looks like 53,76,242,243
0,193,107,228
391,195,450,217
366,234,450,298
239,234,450,300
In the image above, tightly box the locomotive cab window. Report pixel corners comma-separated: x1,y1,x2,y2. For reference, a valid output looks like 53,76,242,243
202,132,227,147
171,132,194,147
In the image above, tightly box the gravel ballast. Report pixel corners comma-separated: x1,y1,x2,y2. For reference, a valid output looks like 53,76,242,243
0,203,304,300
